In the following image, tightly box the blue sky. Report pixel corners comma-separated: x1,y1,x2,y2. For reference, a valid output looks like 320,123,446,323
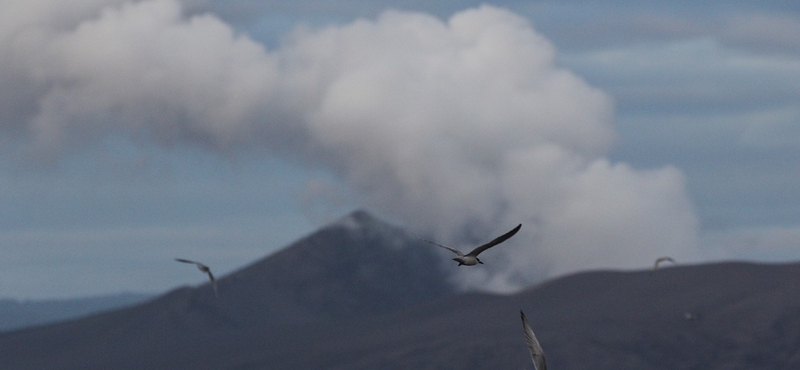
1,0,798,299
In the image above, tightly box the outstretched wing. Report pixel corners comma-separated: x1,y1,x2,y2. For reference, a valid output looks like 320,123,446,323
652,256,676,272
467,224,522,257
206,270,218,298
176,257,210,270
521,310,547,370
411,233,464,257
177,258,217,297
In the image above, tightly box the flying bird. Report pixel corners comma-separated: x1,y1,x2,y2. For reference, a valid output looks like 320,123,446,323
652,256,676,273
175,258,218,297
413,224,521,266
521,310,547,370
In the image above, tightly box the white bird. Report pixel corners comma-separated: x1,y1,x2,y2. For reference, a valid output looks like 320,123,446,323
652,256,676,273
413,224,521,266
175,258,218,298
521,310,547,370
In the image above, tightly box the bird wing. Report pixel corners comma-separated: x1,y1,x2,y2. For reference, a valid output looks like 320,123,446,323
411,233,464,257
176,258,217,297
521,310,547,370
176,258,210,270
653,256,676,271
206,270,218,298
467,224,522,257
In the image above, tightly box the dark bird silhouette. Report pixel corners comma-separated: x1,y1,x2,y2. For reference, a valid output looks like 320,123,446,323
175,258,218,297
652,256,676,273
413,224,521,266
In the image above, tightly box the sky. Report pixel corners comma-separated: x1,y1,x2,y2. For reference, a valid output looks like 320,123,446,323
1,0,798,299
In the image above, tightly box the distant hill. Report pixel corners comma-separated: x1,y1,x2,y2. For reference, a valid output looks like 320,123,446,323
0,293,152,332
0,210,458,370
1,210,799,370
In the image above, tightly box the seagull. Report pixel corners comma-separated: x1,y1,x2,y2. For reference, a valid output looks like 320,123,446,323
175,258,218,298
521,310,547,370
413,224,521,266
652,256,676,273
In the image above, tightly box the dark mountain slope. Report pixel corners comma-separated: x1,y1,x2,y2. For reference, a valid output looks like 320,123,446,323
0,210,457,370
218,209,453,322
519,262,800,370
1,210,799,370
188,261,800,370
0,293,152,332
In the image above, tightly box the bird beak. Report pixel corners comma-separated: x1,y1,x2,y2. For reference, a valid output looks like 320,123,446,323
478,260,484,264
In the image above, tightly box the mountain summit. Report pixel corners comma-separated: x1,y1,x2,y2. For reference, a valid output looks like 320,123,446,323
214,209,457,324
0,210,457,370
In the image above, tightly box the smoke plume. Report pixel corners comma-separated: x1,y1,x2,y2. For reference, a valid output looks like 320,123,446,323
1,0,702,291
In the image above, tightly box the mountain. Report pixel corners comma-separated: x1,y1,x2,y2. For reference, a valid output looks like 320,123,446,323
518,263,800,370
1,211,799,369
218,209,456,323
0,210,458,370
0,293,152,332
216,261,800,370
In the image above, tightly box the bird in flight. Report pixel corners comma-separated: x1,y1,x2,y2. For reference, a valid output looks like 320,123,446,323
652,256,676,273
521,310,547,370
413,224,521,266
175,258,218,297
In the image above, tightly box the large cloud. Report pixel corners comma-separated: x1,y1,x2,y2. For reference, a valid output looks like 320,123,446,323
1,0,703,291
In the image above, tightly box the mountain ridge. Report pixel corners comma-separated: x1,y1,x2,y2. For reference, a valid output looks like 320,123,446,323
0,210,459,369
1,211,799,369
0,292,152,333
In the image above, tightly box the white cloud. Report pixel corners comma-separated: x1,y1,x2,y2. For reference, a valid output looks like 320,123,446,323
3,0,289,157
556,23,800,234
0,0,129,36
279,6,701,289
1,0,706,292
